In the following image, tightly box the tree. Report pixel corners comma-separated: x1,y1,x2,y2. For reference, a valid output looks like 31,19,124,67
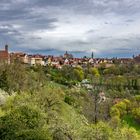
90,67,100,77
115,101,127,117
132,107,140,123
110,106,120,118
0,105,52,140
0,70,9,92
119,127,140,140
103,65,120,75
73,66,84,81
80,122,112,140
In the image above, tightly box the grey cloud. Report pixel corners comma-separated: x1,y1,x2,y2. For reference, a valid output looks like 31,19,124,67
25,18,58,31
86,29,98,34
125,19,134,23
0,24,21,36
47,0,140,16
0,0,140,57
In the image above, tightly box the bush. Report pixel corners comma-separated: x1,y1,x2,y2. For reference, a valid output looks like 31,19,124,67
110,106,120,118
0,105,52,140
132,107,140,123
64,96,75,106
115,102,127,117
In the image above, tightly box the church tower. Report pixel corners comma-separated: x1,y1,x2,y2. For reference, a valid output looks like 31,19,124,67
91,52,94,59
5,44,8,52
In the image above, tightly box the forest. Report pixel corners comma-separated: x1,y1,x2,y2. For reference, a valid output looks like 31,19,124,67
0,62,140,140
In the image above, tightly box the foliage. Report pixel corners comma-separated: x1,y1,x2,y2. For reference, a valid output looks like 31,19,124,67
110,106,120,118
73,67,84,81
0,62,140,139
90,67,100,77
132,107,140,123
0,104,52,140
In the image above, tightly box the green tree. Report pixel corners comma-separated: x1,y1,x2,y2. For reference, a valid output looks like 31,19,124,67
132,107,140,123
73,66,84,81
0,70,9,92
110,106,120,118
115,102,127,117
90,67,100,77
0,105,52,140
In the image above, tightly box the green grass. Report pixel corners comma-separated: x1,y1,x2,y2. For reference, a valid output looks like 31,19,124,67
123,115,140,131
59,102,89,129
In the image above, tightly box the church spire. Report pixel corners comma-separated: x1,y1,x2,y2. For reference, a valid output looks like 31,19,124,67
91,52,94,59
5,44,8,52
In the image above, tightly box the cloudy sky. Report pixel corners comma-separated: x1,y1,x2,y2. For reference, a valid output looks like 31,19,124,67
0,0,140,57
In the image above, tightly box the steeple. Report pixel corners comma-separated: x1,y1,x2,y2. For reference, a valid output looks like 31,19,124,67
65,51,68,54
91,52,94,59
5,44,8,52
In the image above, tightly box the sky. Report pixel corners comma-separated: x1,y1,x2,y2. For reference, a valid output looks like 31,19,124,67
0,0,140,58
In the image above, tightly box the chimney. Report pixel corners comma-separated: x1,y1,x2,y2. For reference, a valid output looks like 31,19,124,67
5,44,8,52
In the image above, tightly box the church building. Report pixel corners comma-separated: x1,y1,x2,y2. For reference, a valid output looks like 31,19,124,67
0,44,10,63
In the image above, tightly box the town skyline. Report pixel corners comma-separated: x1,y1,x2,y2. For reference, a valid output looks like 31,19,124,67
1,44,140,68
0,44,139,58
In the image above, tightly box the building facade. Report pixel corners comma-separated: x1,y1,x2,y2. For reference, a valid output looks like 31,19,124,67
0,45,10,63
